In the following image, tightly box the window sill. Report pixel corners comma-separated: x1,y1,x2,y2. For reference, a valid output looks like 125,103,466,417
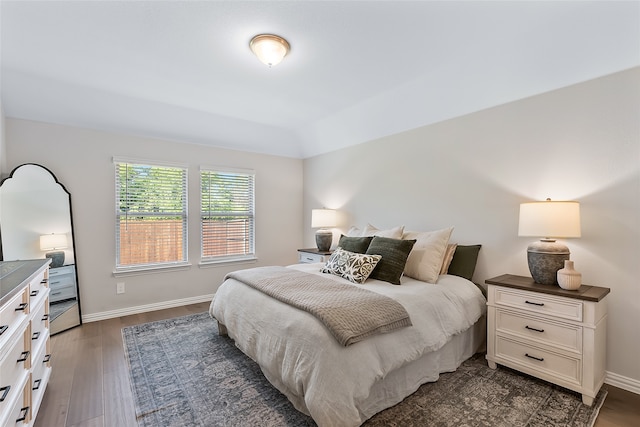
113,262,192,278
198,256,258,269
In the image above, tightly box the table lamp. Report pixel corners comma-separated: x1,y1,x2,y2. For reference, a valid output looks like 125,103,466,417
518,199,581,285
40,233,68,268
311,209,337,252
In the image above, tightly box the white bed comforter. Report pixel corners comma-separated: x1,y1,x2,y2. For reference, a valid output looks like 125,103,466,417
209,263,486,427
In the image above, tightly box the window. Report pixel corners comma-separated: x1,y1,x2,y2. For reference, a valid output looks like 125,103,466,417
201,167,255,263
115,159,188,270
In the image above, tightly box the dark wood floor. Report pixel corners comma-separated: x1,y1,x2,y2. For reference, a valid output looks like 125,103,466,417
35,302,640,427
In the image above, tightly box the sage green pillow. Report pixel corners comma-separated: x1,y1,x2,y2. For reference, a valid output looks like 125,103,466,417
337,235,373,254
447,245,481,281
366,236,416,285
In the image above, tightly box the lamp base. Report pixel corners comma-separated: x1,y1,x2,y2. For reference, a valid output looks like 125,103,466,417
527,240,570,285
315,229,333,252
46,251,65,268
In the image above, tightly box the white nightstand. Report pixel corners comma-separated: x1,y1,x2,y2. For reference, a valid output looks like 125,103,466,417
49,265,77,303
485,274,610,406
297,248,333,264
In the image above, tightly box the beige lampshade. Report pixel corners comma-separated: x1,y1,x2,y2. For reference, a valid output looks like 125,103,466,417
518,201,581,238
311,209,337,229
40,233,68,250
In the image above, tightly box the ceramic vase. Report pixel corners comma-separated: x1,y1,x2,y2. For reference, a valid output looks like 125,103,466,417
557,260,582,290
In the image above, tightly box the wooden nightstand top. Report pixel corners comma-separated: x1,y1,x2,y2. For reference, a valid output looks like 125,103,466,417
297,248,333,256
485,274,610,302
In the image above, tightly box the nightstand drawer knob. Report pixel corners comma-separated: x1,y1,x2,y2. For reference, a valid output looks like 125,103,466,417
525,353,544,362
525,300,544,306
525,325,545,333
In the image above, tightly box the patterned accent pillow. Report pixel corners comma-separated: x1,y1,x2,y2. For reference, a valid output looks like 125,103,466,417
321,247,382,284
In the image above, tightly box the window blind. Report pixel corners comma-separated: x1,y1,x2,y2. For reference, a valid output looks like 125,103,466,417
201,169,255,261
115,161,188,268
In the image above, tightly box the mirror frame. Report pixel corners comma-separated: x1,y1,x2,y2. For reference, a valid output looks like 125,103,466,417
0,163,82,334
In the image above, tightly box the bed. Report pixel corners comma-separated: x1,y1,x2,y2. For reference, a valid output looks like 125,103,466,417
209,230,487,426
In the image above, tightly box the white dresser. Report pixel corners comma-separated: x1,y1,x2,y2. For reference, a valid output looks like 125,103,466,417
0,259,52,426
485,274,609,406
48,265,77,303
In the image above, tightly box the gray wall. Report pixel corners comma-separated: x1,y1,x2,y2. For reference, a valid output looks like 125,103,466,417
5,119,304,319
303,68,640,390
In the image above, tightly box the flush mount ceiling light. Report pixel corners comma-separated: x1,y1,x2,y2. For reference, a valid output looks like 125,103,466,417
249,34,290,67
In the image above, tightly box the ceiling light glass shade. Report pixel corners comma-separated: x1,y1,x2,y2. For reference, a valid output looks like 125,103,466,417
518,201,581,238
40,233,68,250
249,34,290,67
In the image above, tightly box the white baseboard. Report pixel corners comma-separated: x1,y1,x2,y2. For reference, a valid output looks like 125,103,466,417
81,294,214,323
605,370,640,395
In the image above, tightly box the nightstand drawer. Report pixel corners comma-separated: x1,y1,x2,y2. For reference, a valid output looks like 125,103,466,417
496,309,582,353
49,284,76,303
495,336,581,386
494,287,583,322
297,249,332,264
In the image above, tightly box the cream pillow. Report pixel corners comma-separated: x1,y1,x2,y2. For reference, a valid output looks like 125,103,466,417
402,227,454,284
440,243,458,275
361,223,404,239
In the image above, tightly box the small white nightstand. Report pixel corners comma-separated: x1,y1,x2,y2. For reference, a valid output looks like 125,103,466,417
485,274,610,406
297,248,333,264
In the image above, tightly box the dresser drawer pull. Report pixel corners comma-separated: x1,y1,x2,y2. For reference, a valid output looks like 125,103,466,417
16,406,29,422
525,325,545,333
41,278,48,284
0,385,10,402
15,302,28,311
51,291,62,296
43,354,51,363
17,350,30,363
41,314,49,321
30,290,39,297
525,353,544,362
51,281,61,285
32,331,40,340
0,325,8,336
525,300,544,307
32,379,42,390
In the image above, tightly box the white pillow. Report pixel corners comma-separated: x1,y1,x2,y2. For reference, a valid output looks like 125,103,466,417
440,243,458,274
361,223,404,239
346,226,362,237
402,227,454,284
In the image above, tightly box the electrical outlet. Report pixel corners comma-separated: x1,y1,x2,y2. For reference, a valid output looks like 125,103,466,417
116,282,125,294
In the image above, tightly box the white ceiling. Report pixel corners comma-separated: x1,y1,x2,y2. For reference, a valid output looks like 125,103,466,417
1,1,639,159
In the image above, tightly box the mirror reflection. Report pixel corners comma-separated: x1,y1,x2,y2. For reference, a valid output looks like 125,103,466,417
0,163,81,334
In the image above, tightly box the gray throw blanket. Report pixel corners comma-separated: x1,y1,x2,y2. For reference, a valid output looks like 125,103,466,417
225,266,412,346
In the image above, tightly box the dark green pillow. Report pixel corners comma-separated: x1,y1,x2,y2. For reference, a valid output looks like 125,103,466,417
447,245,482,281
337,235,373,254
366,236,416,285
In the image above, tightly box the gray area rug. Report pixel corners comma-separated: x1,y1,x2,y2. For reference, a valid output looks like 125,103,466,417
123,312,606,427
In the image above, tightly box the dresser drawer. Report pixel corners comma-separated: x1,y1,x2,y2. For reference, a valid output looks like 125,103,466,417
28,269,48,301
0,289,29,353
495,309,582,354
495,336,581,386
0,329,30,416
3,379,29,426
494,287,583,322
30,298,49,359
50,283,76,303
30,337,51,418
